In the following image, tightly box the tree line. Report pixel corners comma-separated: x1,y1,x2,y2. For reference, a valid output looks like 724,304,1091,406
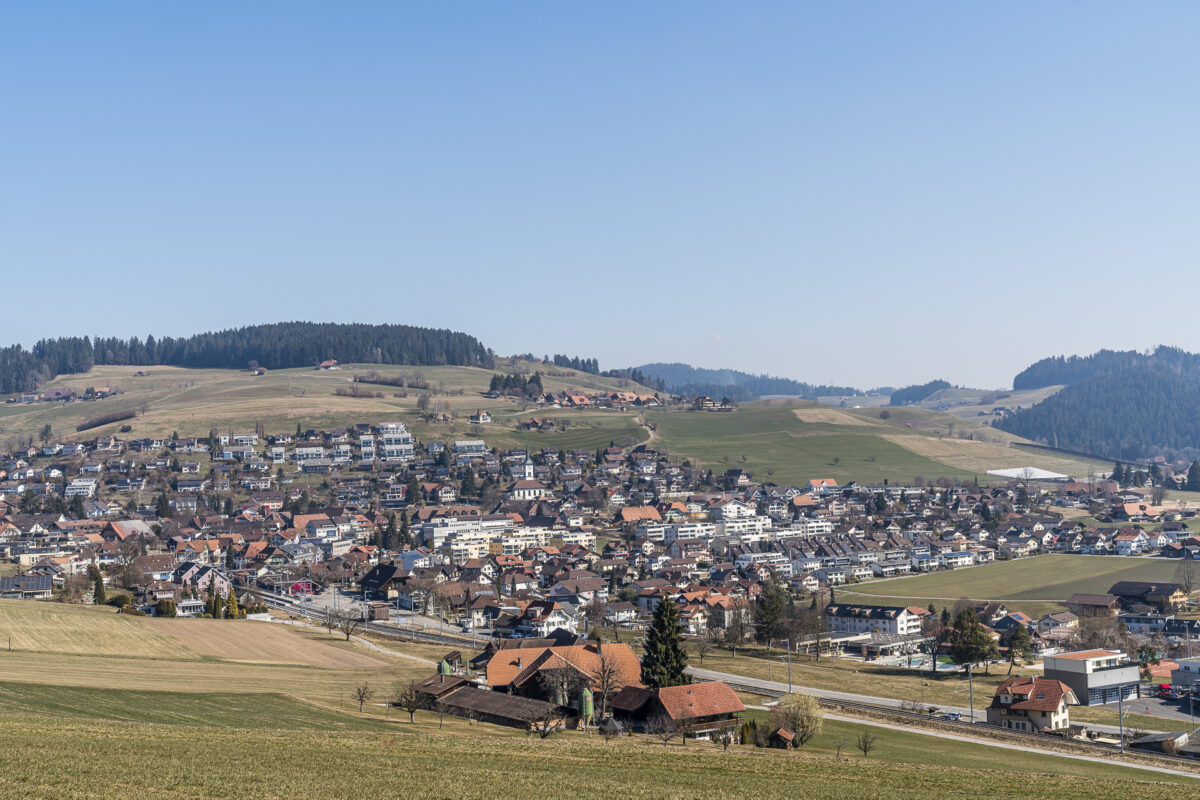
0,322,494,393
1012,345,1200,390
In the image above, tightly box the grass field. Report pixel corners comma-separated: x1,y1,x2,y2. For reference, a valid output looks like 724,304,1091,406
0,701,1194,800
0,600,1194,797
647,402,1104,485
840,555,1184,610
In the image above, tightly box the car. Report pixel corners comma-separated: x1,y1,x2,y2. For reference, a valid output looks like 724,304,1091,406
938,712,961,721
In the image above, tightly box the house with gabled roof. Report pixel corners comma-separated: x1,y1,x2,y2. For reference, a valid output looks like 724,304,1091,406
610,681,744,740
986,676,1077,731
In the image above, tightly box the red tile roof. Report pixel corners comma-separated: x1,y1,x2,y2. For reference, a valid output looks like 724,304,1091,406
657,682,745,721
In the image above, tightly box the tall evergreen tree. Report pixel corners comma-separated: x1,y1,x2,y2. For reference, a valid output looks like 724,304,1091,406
226,586,240,619
754,581,788,643
1188,461,1200,492
399,510,411,547
949,608,993,674
87,563,106,605
641,600,690,689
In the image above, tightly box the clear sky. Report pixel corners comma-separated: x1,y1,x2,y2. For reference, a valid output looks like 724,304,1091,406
4,2,1200,389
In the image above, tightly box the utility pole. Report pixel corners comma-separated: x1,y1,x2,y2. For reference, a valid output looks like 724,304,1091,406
1119,692,1125,753
786,639,792,693
968,666,974,723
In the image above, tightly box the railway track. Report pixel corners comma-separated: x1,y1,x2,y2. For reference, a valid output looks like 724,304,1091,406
725,680,1200,767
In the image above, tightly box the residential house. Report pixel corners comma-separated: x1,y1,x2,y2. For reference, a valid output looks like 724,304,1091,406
986,676,1077,731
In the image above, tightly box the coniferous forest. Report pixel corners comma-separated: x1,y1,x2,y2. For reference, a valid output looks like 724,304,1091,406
997,363,1200,461
0,322,494,394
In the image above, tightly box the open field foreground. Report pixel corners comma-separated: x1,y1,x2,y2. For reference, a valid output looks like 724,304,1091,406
842,554,1184,607
0,600,1193,797
0,704,1194,800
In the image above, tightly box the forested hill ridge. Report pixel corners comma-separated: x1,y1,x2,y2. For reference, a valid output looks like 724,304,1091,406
632,362,866,402
888,379,952,406
996,360,1200,462
1012,346,1200,390
0,322,494,394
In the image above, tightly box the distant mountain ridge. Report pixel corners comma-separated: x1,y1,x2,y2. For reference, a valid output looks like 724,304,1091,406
632,362,864,402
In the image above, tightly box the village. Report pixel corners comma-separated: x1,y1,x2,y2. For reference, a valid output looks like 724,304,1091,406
4,410,1200,761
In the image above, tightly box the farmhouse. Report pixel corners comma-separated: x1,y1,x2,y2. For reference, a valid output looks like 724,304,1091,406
610,681,745,740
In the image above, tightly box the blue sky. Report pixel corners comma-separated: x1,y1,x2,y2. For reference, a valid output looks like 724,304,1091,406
4,2,1199,389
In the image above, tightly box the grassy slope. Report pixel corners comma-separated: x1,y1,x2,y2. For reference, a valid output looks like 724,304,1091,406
0,358,655,445
0,601,1192,797
0,705,1193,800
648,402,1104,485
841,554,1183,605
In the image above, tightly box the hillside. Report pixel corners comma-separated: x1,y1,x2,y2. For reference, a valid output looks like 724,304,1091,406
996,363,1200,462
0,360,657,452
0,364,1110,483
0,601,1191,800
648,401,1105,485
0,322,495,394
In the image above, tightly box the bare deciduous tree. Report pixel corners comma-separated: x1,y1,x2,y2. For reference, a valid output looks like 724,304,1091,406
723,604,749,658
433,698,451,729
528,707,561,739
1176,558,1198,596
647,713,679,746
693,632,716,665
393,680,425,722
591,648,628,721
352,681,375,712
333,608,365,641
538,667,587,708
856,729,878,757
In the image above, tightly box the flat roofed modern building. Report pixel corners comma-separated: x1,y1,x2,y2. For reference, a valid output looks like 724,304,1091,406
1042,649,1140,706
